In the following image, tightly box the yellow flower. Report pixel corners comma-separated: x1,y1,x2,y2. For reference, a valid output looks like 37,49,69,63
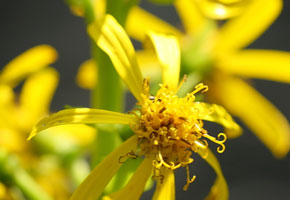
125,0,290,158
30,15,240,200
0,45,96,199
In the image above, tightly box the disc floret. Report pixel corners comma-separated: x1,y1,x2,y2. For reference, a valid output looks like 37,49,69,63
132,78,227,189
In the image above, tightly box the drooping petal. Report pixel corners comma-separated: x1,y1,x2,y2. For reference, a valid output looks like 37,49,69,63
197,146,228,200
214,0,282,52
146,32,180,90
70,135,138,200
104,157,152,200
126,6,183,41
152,168,175,200
19,68,59,129
174,0,206,34
76,59,98,89
88,14,143,101
211,75,290,158
28,108,137,140
193,102,242,138
216,50,290,84
0,45,57,87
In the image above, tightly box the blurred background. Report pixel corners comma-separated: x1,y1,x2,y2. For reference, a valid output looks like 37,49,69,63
0,0,290,199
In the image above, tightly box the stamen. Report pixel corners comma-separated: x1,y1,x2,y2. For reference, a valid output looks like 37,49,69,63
203,133,227,153
176,74,187,92
183,165,196,191
118,150,138,163
190,83,209,95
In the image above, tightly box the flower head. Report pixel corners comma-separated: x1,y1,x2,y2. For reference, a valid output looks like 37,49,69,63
30,14,240,200
125,0,290,158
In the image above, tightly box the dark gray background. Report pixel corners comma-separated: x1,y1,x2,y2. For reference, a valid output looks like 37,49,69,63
0,0,290,199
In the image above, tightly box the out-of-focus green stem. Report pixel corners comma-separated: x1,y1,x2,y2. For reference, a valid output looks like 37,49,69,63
0,150,52,200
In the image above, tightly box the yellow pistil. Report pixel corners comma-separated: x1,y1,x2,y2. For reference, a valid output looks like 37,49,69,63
132,78,227,189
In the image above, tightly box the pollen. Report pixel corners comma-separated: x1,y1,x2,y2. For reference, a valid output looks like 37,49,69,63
132,78,227,189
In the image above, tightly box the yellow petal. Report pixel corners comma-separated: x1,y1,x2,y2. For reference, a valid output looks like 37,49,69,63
174,0,206,34
212,75,290,158
29,108,137,140
197,147,228,200
0,129,26,152
89,15,143,101
44,124,96,147
126,6,183,41
152,168,175,200
76,59,98,89
146,32,180,90
216,50,290,84
0,45,57,87
105,157,152,200
70,135,138,200
194,0,248,20
214,0,282,52
193,102,242,138
0,84,14,106
136,50,161,82
19,68,59,129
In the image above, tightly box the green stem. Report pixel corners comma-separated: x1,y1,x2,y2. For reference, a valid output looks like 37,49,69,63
0,150,52,200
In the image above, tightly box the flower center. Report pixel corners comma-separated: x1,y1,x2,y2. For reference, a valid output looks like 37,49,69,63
132,78,226,189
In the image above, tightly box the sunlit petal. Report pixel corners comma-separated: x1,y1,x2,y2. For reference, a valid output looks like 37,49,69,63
212,75,290,158
214,0,282,52
197,146,228,200
19,68,59,129
152,168,175,200
76,59,98,89
174,0,206,34
29,108,137,140
146,32,180,90
0,45,57,87
70,136,138,200
126,6,183,41
105,157,152,200
193,102,242,138
89,15,143,101
216,50,290,83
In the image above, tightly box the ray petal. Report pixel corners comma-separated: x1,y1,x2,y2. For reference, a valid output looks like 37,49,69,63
70,136,138,200
28,108,137,140
105,157,152,200
0,45,57,87
214,0,282,52
19,68,59,128
197,146,228,200
126,6,183,41
174,0,206,34
212,75,290,158
88,15,143,101
146,32,180,90
152,168,175,200
216,50,290,83
76,59,98,89
193,102,242,138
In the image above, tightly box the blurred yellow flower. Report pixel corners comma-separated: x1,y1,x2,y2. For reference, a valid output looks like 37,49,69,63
0,45,96,199
30,15,241,200
126,0,290,158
